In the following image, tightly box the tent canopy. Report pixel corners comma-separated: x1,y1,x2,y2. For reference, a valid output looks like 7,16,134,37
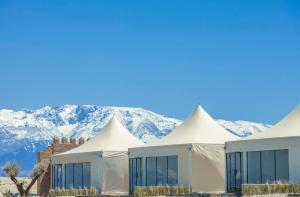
56,115,144,155
149,106,239,146
244,104,300,140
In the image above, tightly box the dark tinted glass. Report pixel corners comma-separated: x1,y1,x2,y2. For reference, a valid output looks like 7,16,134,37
247,151,261,183
261,151,275,183
83,163,91,188
74,163,83,188
65,163,74,189
276,150,289,181
136,158,142,186
167,156,178,185
235,153,242,189
146,157,156,186
157,156,168,185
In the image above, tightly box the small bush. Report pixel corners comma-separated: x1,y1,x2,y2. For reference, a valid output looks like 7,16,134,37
134,185,192,197
3,189,12,197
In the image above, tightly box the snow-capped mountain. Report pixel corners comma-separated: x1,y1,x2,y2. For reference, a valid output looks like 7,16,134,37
0,105,270,176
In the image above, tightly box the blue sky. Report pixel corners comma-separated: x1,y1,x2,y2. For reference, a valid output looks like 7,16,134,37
0,0,299,124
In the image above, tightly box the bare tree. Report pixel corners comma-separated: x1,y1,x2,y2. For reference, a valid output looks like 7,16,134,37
3,162,46,196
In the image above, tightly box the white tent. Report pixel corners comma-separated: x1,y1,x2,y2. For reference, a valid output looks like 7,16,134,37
129,106,239,193
51,116,144,194
225,104,300,192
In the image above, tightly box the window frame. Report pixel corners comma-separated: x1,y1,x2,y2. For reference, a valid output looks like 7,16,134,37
145,155,178,187
246,149,289,184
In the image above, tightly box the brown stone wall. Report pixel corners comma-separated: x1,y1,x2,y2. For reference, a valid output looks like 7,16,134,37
36,137,83,196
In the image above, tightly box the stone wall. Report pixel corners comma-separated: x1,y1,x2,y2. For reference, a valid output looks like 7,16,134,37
37,137,85,196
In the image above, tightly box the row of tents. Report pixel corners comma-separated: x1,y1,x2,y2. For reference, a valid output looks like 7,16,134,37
51,104,300,194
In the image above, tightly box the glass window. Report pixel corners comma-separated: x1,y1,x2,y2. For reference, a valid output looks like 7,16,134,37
83,163,91,188
246,149,289,184
261,151,275,183
226,153,242,192
74,163,83,189
57,165,63,188
276,150,289,181
129,158,142,193
226,154,230,191
235,153,242,189
132,159,137,188
145,156,178,187
146,157,157,186
157,157,168,185
65,164,74,189
247,151,261,184
136,158,142,186
167,156,178,185
230,153,236,188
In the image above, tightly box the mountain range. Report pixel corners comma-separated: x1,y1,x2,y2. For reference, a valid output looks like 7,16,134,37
0,105,271,176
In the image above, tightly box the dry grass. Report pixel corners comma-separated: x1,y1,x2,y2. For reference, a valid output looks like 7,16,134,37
242,181,300,196
48,187,98,196
134,185,192,197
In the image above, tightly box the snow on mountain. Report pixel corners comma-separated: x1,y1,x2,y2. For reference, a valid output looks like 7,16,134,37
0,105,270,176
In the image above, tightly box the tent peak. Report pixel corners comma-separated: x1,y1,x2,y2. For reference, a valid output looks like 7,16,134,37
243,103,300,140
109,114,119,123
191,105,212,121
148,105,239,146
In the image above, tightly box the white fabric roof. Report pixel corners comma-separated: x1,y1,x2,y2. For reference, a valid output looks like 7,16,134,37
149,106,239,146
244,104,300,140
56,116,144,155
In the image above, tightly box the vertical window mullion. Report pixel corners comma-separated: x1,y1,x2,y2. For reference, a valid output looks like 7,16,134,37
135,159,137,186
73,163,74,189
229,154,232,190
146,158,148,186
274,150,277,181
246,152,248,184
155,157,158,186
65,165,66,189
260,152,262,184
81,163,83,188
240,152,242,188
226,154,229,191
130,159,133,191
167,156,169,185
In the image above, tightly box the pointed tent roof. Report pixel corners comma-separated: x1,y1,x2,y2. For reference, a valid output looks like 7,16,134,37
244,104,300,140
149,106,239,146
57,115,144,155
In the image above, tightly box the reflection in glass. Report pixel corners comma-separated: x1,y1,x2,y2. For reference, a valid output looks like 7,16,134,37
146,157,157,186
247,151,261,184
261,151,275,183
157,157,168,185
83,163,91,188
276,150,289,181
65,163,74,189
74,163,83,188
168,156,178,185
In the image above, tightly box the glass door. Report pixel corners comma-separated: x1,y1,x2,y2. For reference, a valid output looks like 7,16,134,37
129,158,142,194
226,152,242,192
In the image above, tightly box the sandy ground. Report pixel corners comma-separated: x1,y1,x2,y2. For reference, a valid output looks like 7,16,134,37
0,177,37,195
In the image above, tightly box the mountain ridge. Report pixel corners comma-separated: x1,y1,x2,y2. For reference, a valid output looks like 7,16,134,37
0,104,271,176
